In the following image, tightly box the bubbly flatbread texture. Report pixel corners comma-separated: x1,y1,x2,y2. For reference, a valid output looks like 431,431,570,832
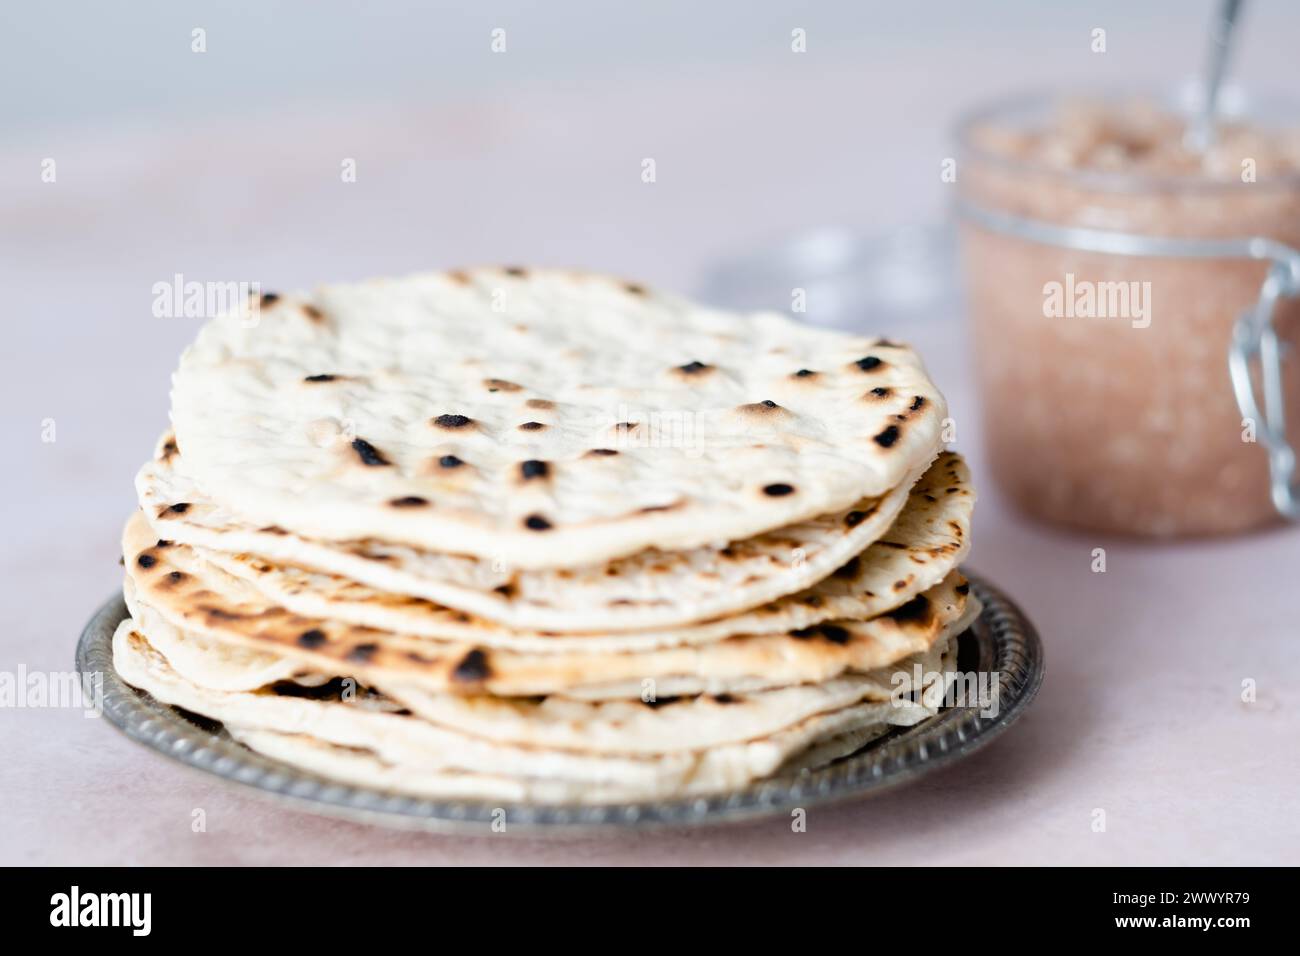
168,269,947,569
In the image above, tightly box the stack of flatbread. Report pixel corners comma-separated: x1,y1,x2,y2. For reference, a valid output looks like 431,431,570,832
116,268,977,804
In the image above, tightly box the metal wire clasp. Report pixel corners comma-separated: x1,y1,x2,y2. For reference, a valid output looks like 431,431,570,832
957,198,1300,520
1228,252,1300,517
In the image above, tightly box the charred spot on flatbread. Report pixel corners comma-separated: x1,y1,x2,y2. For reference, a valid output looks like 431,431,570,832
451,648,491,682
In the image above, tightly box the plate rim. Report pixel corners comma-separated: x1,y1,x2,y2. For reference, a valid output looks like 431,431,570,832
75,570,1043,835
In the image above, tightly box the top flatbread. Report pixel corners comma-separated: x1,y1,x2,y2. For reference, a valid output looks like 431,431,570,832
168,268,947,569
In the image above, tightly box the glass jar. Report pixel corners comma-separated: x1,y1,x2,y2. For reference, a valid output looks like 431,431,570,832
955,92,1300,536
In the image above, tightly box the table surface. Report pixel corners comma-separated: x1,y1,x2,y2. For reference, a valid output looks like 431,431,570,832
3,14,1299,864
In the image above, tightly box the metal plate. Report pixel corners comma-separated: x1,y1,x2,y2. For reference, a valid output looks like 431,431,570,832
76,572,1042,834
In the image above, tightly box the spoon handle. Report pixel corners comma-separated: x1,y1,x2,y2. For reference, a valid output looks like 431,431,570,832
1186,0,1245,152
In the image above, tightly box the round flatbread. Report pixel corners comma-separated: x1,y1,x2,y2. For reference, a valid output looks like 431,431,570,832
113,621,937,800
374,636,954,754
168,268,948,569
193,452,971,650
131,594,956,755
140,439,968,633
224,718,907,804
122,509,970,697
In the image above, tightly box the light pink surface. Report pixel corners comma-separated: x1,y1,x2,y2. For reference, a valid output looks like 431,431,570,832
3,59,1298,865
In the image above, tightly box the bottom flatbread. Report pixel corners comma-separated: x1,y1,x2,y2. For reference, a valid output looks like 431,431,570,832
226,641,961,806
228,637,963,806
224,722,898,806
112,619,958,801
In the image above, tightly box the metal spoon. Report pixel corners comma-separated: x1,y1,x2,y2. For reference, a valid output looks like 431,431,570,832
1184,0,1245,152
